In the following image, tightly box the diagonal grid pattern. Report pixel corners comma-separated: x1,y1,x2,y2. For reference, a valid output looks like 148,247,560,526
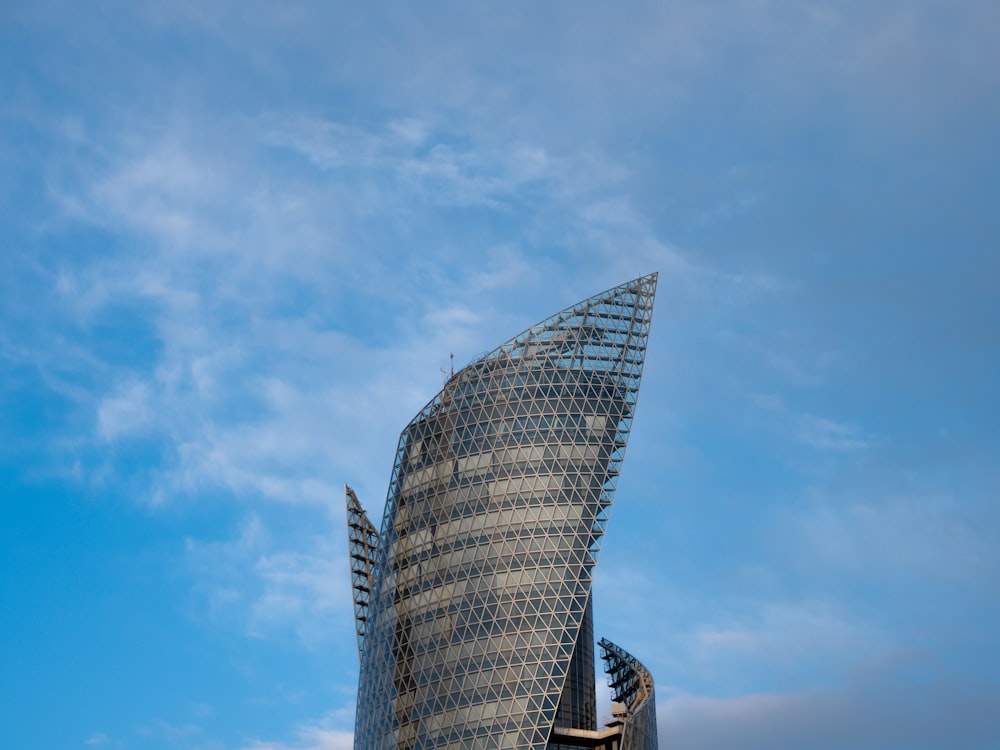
353,275,657,750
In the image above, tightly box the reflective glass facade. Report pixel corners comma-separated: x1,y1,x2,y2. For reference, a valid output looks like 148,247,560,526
349,275,658,750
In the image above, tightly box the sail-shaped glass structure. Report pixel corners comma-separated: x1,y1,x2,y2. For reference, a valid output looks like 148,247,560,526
349,275,659,750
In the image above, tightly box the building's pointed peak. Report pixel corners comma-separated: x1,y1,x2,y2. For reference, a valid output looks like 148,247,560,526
458,272,657,393
345,483,361,512
406,273,657,428
483,273,656,363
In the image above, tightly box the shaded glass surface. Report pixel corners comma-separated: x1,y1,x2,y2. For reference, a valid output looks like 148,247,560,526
354,275,657,750
553,596,595,732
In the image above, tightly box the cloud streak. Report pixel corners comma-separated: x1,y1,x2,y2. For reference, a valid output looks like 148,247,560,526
659,673,1000,750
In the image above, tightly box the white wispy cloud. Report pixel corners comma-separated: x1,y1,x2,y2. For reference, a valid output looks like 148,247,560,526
244,728,353,750
135,718,225,750
789,492,1000,588
795,414,869,451
658,669,1000,750
749,393,871,453
32,100,693,509
689,599,889,672
97,379,153,441
183,508,357,651
243,710,355,750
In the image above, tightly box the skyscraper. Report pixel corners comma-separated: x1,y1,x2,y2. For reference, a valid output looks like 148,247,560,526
347,274,658,750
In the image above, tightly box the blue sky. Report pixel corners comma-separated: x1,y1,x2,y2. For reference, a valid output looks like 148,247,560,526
2,1,998,749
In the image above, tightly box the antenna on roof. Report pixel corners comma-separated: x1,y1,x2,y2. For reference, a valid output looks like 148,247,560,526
450,352,455,379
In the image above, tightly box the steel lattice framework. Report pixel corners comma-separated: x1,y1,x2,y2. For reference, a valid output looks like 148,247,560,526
599,639,658,750
350,274,658,750
347,484,380,654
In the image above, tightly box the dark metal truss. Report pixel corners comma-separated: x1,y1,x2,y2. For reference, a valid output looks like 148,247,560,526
345,484,379,655
598,638,654,714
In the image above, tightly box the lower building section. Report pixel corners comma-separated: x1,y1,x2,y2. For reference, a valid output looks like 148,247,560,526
548,717,626,750
546,637,659,750
547,614,658,750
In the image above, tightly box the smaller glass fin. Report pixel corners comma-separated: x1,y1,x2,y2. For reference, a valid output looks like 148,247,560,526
345,484,380,657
